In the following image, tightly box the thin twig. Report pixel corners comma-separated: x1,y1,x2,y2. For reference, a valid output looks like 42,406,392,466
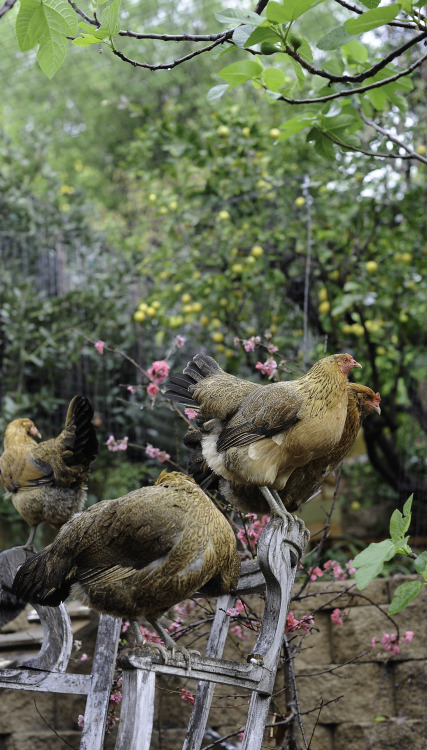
359,110,427,164
112,37,227,70
332,0,420,28
0,0,17,19
33,700,78,749
302,175,312,369
283,634,309,749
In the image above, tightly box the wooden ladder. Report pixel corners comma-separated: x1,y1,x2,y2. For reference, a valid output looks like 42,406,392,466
0,519,306,750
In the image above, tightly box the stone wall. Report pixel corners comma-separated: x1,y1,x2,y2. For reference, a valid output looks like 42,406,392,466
0,576,426,749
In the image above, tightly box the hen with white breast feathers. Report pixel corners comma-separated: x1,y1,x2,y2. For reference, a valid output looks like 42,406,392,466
165,352,361,525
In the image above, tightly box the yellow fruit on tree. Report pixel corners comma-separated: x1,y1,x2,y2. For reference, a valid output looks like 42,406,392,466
251,245,264,258
181,293,191,304
200,315,210,327
269,128,280,138
318,287,328,302
217,210,230,221
217,125,229,137
365,261,378,273
295,196,306,207
212,331,224,343
133,310,145,322
318,300,331,315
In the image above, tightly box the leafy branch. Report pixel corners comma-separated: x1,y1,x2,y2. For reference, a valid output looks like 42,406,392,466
352,496,427,616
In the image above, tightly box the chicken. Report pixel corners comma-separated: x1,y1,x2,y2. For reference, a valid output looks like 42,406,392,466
11,471,241,665
206,384,381,516
0,396,98,549
165,352,362,525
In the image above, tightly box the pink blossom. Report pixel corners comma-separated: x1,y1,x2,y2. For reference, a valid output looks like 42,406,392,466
80,653,88,662
77,715,84,727
122,621,130,633
166,618,183,633
175,335,186,349
255,358,278,379
267,344,279,353
94,340,105,355
109,691,122,706
127,385,136,395
237,728,245,742
307,566,324,581
140,625,163,644
330,608,344,626
180,688,195,705
147,360,170,383
242,336,260,352
372,637,377,649
237,515,270,547
285,611,315,634
184,407,198,420
145,443,170,463
346,560,356,576
403,631,414,643
147,382,160,399
105,435,129,452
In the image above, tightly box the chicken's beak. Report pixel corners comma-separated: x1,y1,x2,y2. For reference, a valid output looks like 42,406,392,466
372,404,381,415
352,359,362,369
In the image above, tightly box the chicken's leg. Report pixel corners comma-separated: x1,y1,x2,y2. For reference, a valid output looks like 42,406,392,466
259,486,308,538
129,618,198,669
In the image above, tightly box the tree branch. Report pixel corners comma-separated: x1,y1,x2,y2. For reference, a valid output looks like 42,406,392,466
112,37,227,70
332,0,419,29
284,31,427,85
359,110,427,164
0,0,17,19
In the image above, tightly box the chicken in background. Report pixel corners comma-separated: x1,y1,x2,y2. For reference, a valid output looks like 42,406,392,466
0,395,98,549
165,352,362,526
12,471,241,665
184,383,380,516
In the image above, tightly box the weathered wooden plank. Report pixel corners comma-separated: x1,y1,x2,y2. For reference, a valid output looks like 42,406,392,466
80,614,122,750
115,668,156,750
183,593,235,750
0,669,92,693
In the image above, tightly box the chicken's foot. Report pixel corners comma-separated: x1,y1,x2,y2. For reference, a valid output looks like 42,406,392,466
129,618,199,670
259,487,308,540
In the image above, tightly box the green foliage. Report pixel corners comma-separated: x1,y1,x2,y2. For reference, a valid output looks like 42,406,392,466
353,496,427,614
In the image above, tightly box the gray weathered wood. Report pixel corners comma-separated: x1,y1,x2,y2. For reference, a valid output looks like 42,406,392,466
115,668,156,750
182,593,235,750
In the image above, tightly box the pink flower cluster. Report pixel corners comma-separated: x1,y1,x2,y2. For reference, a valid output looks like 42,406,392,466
237,513,270,548
184,407,198,420
175,335,186,349
285,611,316,634
330,608,344,626
146,359,170,401
105,435,129,452
145,443,170,463
307,559,355,582
372,631,414,657
255,358,278,379
180,688,195,705
94,340,105,355
242,336,261,352
147,360,170,383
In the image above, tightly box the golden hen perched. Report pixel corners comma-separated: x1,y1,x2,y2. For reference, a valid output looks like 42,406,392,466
0,396,98,548
186,383,380,516
165,352,362,525
12,471,241,665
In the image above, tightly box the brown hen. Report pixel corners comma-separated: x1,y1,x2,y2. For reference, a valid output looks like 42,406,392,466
212,383,381,516
0,396,98,548
165,352,361,524
12,471,241,664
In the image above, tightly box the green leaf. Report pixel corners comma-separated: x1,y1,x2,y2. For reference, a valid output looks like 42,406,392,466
277,115,314,140
388,580,423,615
263,67,287,92
295,38,313,64
317,26,353,51
244,25,282,48
390,502,411,541
215,8,264,26
72,34,103,46
366,86,388,111
321,113,359,135
16,0,77,51
100,0,120,37
266,1,290,23
402,494,413,516
286,55,305,88
306,128,336,160
353,539,396,589
206,84,229,101
342,39,368,63
414,551,427,577
268,0,325,23
360,0,381,7
37,31,67,78
345,5,400,34
233,24,256,48
219,60,263,88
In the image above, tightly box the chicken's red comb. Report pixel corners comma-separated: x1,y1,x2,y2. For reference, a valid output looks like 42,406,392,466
374,392,381,404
